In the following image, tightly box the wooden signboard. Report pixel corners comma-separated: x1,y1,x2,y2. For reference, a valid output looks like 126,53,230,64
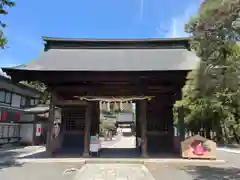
89,136,101,154
181,135,216,159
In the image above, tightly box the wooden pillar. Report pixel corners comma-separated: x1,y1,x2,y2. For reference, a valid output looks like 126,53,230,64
135,101,139,147
140,100,148,157
83,101,93,157
96,102,100,135
46,94,55,154
91,102,100,135
168,104,174,150
178,106,185,141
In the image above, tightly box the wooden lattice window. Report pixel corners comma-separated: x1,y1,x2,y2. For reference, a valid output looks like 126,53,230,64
63,106,86,131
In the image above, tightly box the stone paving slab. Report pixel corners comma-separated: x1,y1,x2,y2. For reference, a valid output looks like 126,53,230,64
0,161,239,180
0,162,84,180
74,164,155,180
145,162,240,180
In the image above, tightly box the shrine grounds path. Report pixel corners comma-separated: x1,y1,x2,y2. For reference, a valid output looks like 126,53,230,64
0,136,240,180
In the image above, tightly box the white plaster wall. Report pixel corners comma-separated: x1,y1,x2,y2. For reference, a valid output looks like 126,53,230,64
19,114,35,122
19,123,34,144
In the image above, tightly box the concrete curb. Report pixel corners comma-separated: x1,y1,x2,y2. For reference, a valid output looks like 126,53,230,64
1,158,226,165
217,148,240,154
143,158,226,164
85,158,144,164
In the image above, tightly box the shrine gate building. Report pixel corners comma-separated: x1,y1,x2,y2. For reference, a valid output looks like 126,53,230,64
2,37,200,157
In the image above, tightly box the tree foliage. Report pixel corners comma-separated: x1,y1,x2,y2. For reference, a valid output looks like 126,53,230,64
21,81,50,104
0,0,15,48
174,0,240,143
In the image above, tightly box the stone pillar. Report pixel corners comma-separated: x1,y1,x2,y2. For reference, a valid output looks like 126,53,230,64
140,100,148,157
83,101,93,157
46,94,55,155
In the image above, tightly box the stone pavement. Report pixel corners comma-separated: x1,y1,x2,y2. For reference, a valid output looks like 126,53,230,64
0,162,84,180
2,162,239,180
145,162,240,180
217,150,240,168
1,137,240,179
74,164,154,180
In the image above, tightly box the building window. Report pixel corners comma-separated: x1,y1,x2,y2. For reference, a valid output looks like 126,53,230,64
21,96,26,107
25,97,30,106
11,93,21,107
5,92,11,104
34,99,39,105
0,91,5,102
30,99,35,106
64,107,85,131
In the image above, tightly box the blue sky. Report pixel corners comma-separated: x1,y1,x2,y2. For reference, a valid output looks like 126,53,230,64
0,0,201,69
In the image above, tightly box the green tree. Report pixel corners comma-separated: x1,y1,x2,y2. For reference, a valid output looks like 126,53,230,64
21,81,50,104
174,0,240,143
0,0,15,48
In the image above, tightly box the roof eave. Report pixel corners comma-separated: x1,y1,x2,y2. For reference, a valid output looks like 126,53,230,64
42,36,192,43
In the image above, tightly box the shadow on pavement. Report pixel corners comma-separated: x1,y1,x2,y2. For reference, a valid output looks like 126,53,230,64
0,160,24,170
183,165,240,180
0,151,23,158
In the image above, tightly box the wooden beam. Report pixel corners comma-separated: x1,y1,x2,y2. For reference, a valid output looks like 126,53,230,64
10,70,188,86
42,71,188,83
55,84,180,96
54,99,87,106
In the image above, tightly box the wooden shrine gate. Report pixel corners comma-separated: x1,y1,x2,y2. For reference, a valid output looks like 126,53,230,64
2,37,200,157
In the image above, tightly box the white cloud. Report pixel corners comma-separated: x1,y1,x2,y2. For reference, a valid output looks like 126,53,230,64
0,68,10,78
163,3,200,38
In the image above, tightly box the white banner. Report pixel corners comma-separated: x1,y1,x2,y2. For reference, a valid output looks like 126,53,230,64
36,124,42,136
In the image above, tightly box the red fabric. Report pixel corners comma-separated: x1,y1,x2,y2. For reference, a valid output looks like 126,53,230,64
1,112,7,121
16,112,21,120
